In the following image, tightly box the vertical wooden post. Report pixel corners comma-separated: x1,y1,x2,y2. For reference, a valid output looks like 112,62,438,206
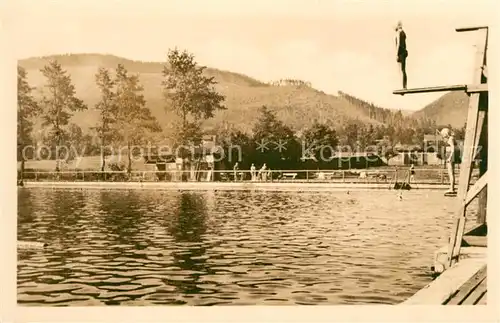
477,107,488,224
447,28,488,268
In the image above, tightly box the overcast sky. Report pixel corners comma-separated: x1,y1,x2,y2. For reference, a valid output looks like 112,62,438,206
3,0,495,110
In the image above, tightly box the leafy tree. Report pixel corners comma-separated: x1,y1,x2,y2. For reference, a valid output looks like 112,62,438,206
113,64,162,175
454,123,466,141
65,123,99,160
340,120,361,152
357,126,373,152
216,126,254,169
162,49,226,146
17,66,40,180
301,122,338,162
94,67,117,172
392,110,404,127
39,60,87,171
252,106,301,170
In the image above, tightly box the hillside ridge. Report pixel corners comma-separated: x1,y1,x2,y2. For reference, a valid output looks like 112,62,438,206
19,53,461,135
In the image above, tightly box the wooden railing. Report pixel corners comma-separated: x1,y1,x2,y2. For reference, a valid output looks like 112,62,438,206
18,168,476,185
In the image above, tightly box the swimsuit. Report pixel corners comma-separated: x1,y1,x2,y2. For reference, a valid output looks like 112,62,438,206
445,137,461,164
396,30,408,62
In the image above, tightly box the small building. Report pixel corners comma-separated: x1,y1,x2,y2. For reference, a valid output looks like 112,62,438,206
423,134,441,152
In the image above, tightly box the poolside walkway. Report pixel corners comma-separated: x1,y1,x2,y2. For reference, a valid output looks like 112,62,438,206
402,257,487,305
445,264,487,305
20,180,450,191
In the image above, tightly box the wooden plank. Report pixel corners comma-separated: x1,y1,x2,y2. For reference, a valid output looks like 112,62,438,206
393,83,487,95
464,222,487,236
477,187,487,224
462,235,487,247
393,84,466,95
477,291,487,305
403,258,486,305
464,171,487,206
447,28,488,268
462,276,487,305
473,110,486,160
466,83,488,93
477,105,488,224
446,265,486,305
456,26,488,32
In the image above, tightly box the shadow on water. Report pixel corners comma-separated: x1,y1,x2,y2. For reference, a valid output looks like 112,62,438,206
169,192,208,243
44,189,86,247
167,192,213,295
18,188,34,224
98,190,144,246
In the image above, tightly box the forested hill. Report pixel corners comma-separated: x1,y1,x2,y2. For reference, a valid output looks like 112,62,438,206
18,53,406,134
18,53,464,153
337,91,404,124
411,91,469,129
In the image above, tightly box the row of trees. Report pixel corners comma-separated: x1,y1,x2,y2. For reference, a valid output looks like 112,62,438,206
215,108,467,171
268,79,312,87
214,106,461,171
17,49,226,176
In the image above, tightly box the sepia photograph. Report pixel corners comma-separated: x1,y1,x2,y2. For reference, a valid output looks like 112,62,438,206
1,0,498,321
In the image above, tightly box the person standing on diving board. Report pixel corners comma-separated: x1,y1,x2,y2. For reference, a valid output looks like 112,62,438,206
395,21,408,89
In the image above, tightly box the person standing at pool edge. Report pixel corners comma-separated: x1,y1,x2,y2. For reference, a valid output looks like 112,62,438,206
395,21,408,89
233,162,239,182
409,164,415,183
250,163,256,181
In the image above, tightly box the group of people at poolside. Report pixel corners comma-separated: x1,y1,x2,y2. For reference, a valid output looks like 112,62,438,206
230,127,459,192
233,162,272,182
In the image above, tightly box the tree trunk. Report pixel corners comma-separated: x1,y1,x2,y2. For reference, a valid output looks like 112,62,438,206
100,138,106,181
100,137,106,172
127,141,132,179
55,132,61,174
19,120,24,184
20,158,25,184
54,88,60,174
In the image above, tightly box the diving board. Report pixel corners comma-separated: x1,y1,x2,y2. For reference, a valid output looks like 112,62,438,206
456,26,488,32
393,84,488,95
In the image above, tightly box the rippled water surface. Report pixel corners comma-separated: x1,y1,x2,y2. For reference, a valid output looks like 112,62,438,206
17,187,479,306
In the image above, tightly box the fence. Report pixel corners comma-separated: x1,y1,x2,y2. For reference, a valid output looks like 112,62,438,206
18,167,475,185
